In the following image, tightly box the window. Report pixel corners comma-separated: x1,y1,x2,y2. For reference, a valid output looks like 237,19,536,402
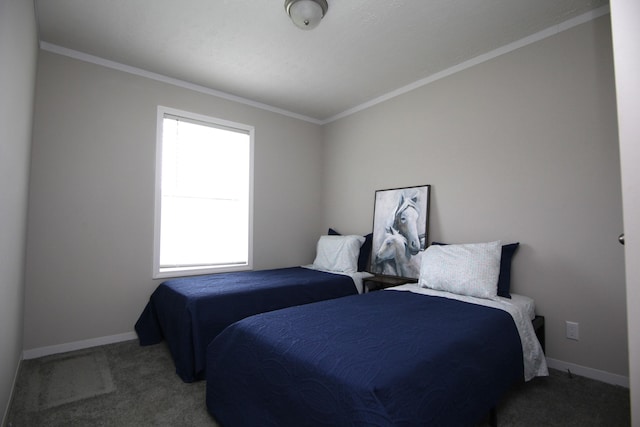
153,106,253,278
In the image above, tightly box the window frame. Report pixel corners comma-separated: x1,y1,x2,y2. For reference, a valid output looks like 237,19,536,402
153,106,254,279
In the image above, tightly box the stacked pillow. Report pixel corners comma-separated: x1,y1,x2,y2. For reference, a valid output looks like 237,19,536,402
421,241,520,300
312,234,365,274
328,228,373,272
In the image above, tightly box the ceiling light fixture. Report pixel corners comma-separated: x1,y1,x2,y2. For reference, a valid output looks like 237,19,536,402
284,0,328,30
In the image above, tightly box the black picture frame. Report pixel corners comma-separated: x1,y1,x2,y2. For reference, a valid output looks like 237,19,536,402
369,184,431,280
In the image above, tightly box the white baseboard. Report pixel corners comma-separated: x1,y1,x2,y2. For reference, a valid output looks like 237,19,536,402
2,359,22,427
22,331,138,360
546,357,629,388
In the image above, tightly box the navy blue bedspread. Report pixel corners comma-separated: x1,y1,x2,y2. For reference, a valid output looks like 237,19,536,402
206,290,524,426
135,267,356,382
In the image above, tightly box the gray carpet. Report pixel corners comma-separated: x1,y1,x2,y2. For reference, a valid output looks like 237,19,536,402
6,340,630,426
7,341,214,426
22,349,115,411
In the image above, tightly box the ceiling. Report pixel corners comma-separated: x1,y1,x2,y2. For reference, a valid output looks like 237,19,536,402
35,0,609,123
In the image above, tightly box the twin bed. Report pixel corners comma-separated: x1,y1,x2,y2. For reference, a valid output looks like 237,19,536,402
135,234,372,382
206,285,546,426
136,235,548,425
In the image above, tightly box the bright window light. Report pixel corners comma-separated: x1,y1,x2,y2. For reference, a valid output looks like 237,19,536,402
153,106,253,278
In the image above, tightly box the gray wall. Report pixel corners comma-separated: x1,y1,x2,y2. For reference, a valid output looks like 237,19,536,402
323,16,627,376
0,0,37,421
21,12,628,381
24,51,324,350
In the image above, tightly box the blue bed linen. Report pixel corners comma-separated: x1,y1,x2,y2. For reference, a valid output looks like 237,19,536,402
206,290,524,426
135,267,357,382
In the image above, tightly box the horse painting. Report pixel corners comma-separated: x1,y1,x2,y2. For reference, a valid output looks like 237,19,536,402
371,185,430,279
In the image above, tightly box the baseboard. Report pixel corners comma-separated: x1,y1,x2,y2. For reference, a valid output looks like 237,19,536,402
546,357,629,388
2,357,21,427
22,331,138,360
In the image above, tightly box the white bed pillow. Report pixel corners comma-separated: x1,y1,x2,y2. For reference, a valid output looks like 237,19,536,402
419,241,502,300
312,235,365,274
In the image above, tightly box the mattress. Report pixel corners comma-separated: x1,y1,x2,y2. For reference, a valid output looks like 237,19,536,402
135,266,361,382
206,289,544,426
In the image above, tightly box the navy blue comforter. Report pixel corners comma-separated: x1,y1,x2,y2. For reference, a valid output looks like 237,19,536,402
135,267,357,382
206,290,524,426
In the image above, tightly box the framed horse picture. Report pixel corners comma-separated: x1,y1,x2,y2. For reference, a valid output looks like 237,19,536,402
370,184,431,280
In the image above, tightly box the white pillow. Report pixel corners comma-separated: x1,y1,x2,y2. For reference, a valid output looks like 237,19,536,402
312,235,365,274
419,241,502,300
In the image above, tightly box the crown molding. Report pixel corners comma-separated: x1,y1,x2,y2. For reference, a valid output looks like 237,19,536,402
39,5,610,126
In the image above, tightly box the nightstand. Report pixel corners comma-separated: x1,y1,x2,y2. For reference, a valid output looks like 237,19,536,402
532,315,545,353
363,275,418,293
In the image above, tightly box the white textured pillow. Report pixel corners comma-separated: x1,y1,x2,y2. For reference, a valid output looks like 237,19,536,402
419,241,502,300
312,235,365,274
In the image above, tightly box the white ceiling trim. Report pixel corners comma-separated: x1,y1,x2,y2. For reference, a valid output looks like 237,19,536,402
38,41,324,125
38,5,609,127
323,5,610,124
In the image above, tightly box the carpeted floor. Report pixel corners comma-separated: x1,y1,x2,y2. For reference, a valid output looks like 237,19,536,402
6,340,630,426
20,349,115,412
7,340,214,426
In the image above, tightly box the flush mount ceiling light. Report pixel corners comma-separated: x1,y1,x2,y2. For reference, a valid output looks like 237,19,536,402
284,0,328,30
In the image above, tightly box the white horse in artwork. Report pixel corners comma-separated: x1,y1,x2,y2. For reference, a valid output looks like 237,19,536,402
391,190,422,255
374,227,420,278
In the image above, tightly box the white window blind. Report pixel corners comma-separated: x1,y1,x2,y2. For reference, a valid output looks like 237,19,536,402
154,107,253,278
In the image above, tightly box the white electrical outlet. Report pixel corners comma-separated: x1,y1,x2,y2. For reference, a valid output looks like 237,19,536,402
566,321,580,340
